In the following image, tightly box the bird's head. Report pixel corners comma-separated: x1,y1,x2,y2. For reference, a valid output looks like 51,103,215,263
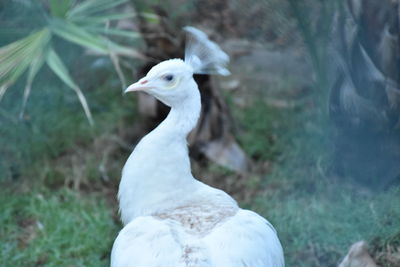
125,26,229,107
124,59,197,107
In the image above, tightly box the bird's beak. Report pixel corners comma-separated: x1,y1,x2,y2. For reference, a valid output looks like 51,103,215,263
124,78,151,93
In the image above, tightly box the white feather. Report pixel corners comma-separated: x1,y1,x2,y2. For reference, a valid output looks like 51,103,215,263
184,26,230,76
112,208,284,267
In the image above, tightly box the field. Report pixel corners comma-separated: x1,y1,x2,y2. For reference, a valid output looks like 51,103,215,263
1,1,399,266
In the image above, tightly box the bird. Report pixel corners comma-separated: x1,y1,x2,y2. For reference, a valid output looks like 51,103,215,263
111,26,284,267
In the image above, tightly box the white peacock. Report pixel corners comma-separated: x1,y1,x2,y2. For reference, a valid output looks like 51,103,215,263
111,27,284,267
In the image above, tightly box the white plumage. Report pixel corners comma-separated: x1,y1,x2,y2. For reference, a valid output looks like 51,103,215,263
111,27,284,267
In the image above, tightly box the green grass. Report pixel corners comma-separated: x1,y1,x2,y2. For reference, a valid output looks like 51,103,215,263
1,16,399,265
0,187,118,266
1,71,399,266
2,69,399,266
237,93,400,266
260,180,400,266
0,79,130,266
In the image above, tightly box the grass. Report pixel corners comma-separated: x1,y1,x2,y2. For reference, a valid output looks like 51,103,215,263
236,85,400,266
0,74,131,266
260,176,400,266
0,187,118,266
1,17,399,266
1,65,399,266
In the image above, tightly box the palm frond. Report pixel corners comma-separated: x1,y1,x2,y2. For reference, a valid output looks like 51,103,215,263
0,84,9,102
50,18,143,58
69,13,136,24
49,17,144,89
46,48,93,125
49,0,72,18
20,51,46,119
67,0,129,18
84,27,140,39
109,52,126,90
0,0,144,124
0,29,50,100
50,18,110,54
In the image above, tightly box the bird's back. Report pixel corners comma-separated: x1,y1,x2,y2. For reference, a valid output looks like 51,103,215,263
111,203,284,267
203,209,284,267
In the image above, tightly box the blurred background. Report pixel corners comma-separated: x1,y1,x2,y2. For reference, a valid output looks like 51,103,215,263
1,0,399,266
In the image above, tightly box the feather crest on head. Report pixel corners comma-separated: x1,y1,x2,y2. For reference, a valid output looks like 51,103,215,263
184,26,230,76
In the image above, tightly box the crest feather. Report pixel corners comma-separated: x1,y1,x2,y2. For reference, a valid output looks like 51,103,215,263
184,26,230,76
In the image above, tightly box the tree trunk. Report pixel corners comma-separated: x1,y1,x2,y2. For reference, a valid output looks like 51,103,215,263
330,0,400,187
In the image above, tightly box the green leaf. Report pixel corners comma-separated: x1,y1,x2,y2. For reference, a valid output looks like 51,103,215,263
45,48,93,125
0,84,9,102
84,27,140,39
0,29,51,96
109,52,126,90
139,12,160,24
20,51,46,119
106,42,146,59
68,0,129,18
50,18,145,59
49,0,72,18
50,18,109,54
45,48,77,91
70,12,136,24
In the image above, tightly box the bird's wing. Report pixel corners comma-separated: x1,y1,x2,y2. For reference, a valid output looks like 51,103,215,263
203,209,285,267
111,216,186,267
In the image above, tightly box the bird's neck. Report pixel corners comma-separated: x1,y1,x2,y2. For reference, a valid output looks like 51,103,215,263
119,87,202,224
156,91,201,139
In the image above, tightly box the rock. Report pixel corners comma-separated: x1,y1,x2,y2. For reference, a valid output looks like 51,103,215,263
338,241,377,267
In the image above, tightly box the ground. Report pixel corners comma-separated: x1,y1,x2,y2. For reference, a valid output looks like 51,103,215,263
1,40,399,267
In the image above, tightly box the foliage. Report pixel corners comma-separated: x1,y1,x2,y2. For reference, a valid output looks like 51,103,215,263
1,1,399,266
0,77,135,183
289,0,400,187
329,0,400,186
3,83,398,266
241,97,400,266
0,0,141,124
287,0,338,89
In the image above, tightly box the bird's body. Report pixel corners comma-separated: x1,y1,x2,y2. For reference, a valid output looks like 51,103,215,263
111,28,284,267
112,208,283,267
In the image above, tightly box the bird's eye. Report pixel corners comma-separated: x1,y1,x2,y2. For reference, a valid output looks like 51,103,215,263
162,74,179,89
163,74,174,82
